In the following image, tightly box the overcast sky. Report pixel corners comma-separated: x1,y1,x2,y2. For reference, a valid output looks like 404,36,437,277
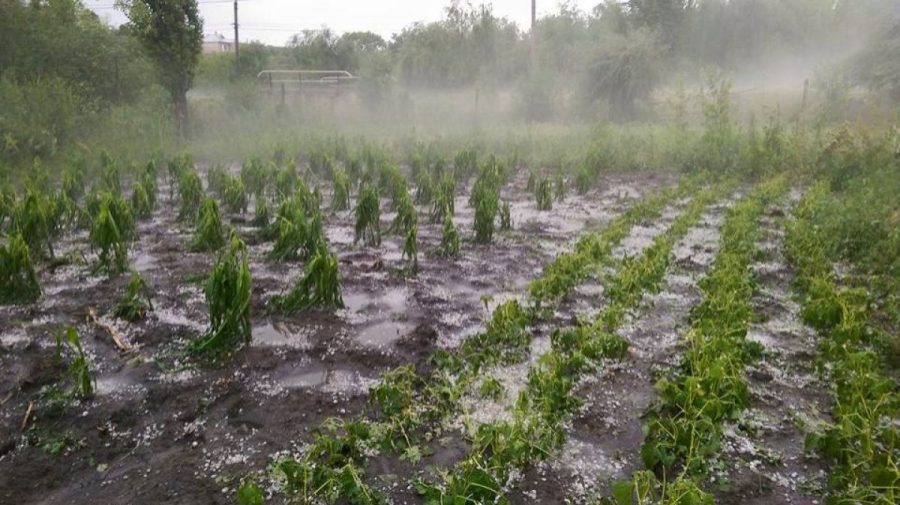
85,1,601,46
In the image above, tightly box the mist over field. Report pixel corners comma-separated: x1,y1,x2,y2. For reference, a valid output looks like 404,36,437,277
0,2,898,505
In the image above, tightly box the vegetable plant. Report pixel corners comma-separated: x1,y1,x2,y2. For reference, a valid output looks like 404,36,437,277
190,197,226,252
0,233,41,304
331,167,351,211
113,271,153,321
54,327,94,400
90,201,128,275
437,215,460,258
190,234,252,358
354,183,381,247
271,248,344,312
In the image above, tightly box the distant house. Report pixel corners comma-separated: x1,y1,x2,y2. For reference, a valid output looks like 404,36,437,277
202,33,233,54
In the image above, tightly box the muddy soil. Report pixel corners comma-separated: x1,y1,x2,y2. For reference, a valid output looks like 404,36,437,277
0,169,672,504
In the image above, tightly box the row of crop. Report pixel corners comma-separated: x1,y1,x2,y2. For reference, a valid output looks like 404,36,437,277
600,176,787,504
234,180,697,504
784,181,898,505
414,180,735,504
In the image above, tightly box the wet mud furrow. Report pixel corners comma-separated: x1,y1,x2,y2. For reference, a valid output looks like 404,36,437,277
0,171,670,504
508,195,734,504
715,196,830,505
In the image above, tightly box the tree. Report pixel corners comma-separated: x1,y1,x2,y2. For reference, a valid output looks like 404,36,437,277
855,21,900,101
118,0,202,138
584,28,663,118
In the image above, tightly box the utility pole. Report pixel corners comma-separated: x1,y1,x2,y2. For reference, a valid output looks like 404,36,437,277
233,0,240,76
530,0,536,69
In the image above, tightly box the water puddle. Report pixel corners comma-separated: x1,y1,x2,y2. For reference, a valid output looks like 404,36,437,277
251,320,311,348
94,365,148,398
356,320,416,347
257,361,373,396
132,251,158,273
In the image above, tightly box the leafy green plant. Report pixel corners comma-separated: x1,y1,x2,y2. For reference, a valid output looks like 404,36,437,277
131,181,152,219
61,163,84,202
402,223,418,274
270,198,326,262
535,178,553,211
554,173,567,201
53,327,94,400
437,215,460,258
0,233,41,304
12,187,55,258
113,271,153,321
252,194,270,228
190,197,226,252
332,167,351,211
90,201,128,275
499,201,512,231
190,234,252,358
389,189,417,236
415,170,434,205
223,176,248,214
177,169,203,223
354,183,381,247
271,248,344,312
273,418,384,505
429,172,455,224
471,167,500,244
100,151,121,194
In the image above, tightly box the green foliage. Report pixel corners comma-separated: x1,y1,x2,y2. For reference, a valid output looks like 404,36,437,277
252,195,270,227
641,179,785,479
535,178,553,211
389,189,417,236
271,248,344,312
331,167,351,211
414,170,434,205
402,223,418,274
273,418,384,505
429,172,455,224
236,481,264,505
786,179,899,505
584,28,664,118
12,188,56,259
100,152,121,194
471,164,501,244
269,198,326,262
437,215,460,258
0,233,41,305
461,300,532,369
190,235,252,358
130,181,152,219
113,271,153,321
190,197,226,252
121,0,203,137
177,168,203,223
499,201,512,231
354,183,381,247
90,201,128,275
53,327,94,400
222,176,247,214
